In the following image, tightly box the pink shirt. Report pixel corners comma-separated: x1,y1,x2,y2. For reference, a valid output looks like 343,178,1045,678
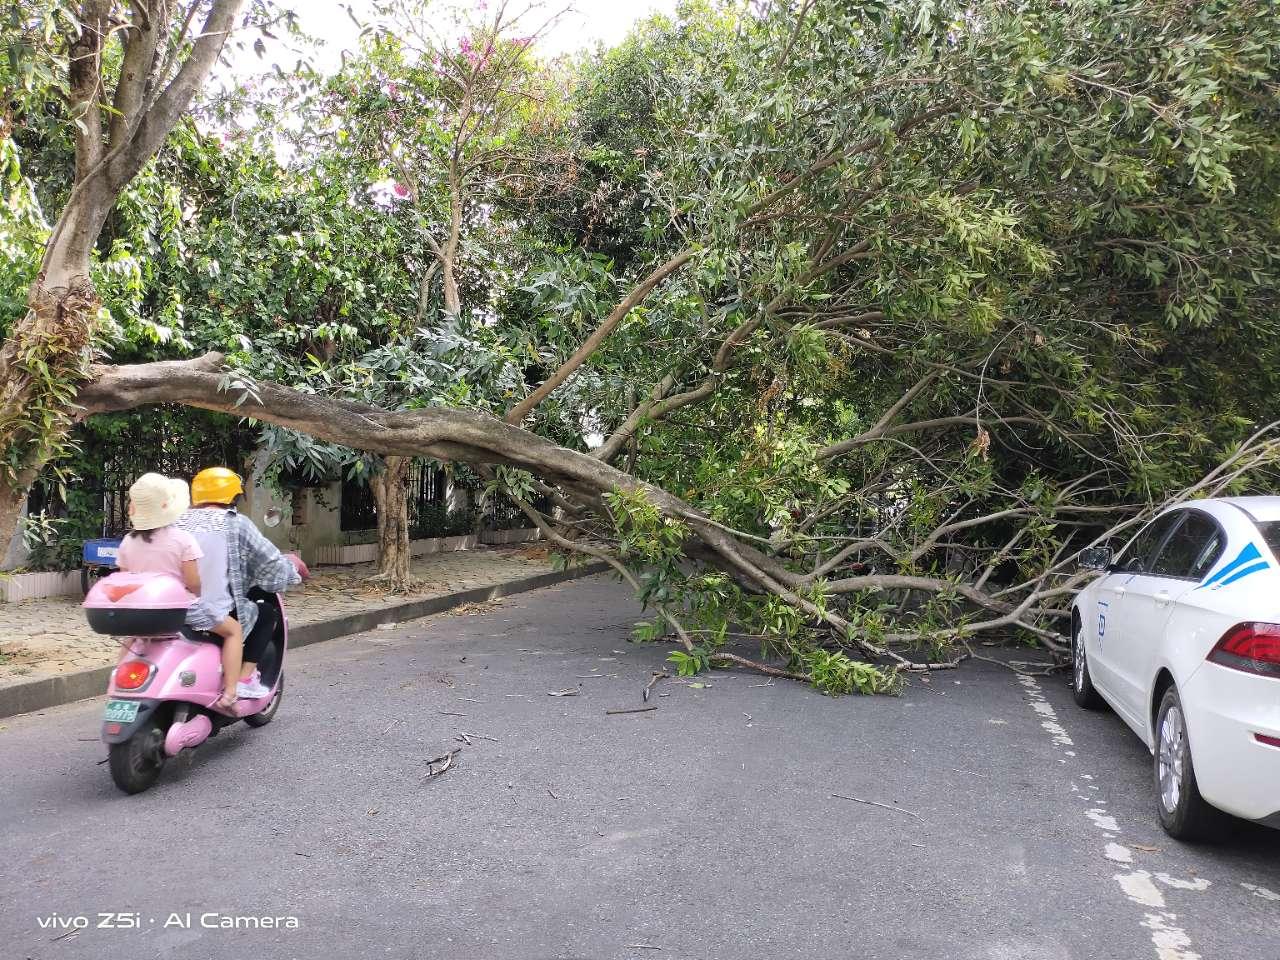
116,526,203,579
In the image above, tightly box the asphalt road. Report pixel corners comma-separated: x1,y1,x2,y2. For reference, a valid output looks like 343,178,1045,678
1,575,1277,960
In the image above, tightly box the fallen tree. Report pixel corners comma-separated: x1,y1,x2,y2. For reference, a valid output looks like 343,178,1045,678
8,0,1280,692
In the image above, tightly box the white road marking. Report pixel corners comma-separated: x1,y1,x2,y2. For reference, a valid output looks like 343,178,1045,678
1116,870,1166,908
1155,874,1211,892
1086,808,1120,832
1106,842,1134,864
1241,882,1280,901
1141,912,1202,960
1018,674,1075,747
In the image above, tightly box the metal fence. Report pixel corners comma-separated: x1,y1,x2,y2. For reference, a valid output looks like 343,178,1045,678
340,461,447,533
28,410,256,538
483,490,552,531
339,466,548,536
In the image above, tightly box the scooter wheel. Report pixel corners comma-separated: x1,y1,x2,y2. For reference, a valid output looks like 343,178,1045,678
108,714,167,794
243,672,283,728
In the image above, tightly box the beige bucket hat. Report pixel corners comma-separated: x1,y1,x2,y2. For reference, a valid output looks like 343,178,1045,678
128,473,191,531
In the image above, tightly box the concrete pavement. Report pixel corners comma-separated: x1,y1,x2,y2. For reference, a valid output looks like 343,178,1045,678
0,576,1276,960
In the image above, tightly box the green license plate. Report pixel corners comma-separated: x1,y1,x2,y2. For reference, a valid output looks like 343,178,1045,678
104,699,140,724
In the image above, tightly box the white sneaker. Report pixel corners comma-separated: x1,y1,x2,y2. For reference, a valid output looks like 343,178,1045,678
236,672,271,699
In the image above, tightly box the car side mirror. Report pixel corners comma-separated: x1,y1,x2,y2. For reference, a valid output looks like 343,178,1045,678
1078,545,1113,572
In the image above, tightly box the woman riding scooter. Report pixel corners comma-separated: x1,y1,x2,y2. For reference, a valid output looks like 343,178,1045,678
174,467,308,692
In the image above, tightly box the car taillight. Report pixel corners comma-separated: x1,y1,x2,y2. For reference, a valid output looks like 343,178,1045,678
114,660,152,690
1207,622,1280,678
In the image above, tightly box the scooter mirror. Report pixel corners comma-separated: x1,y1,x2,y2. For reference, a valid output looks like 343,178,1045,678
264,507,284,528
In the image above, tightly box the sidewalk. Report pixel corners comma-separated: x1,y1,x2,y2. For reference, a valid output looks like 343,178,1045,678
0,546,604,719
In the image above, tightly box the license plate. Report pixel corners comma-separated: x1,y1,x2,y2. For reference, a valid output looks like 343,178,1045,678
104,699,140,724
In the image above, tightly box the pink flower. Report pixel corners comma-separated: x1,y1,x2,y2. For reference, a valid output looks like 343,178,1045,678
393,182,409,198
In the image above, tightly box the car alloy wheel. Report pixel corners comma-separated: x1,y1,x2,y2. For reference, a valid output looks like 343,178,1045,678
1157,702,1185,814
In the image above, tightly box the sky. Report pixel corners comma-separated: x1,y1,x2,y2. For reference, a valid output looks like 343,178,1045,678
215,0,681,89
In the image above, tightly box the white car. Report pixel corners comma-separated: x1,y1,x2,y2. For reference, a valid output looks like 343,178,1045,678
1071,497,1280,839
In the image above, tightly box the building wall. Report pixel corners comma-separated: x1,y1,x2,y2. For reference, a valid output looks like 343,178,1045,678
241,471,343,562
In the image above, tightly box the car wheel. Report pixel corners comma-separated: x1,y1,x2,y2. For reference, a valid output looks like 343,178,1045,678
1155,686,1221,840
1071,612,1103,709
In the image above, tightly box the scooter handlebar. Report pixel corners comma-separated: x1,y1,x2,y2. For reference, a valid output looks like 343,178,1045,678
285,552,311,581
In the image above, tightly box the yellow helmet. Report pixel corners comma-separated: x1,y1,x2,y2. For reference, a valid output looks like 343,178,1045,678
191,467,244,505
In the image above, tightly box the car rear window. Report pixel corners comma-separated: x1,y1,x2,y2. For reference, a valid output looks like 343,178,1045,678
1256,521,1280,560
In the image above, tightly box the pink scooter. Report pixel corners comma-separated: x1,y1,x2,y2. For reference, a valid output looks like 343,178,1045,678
84,572,288,794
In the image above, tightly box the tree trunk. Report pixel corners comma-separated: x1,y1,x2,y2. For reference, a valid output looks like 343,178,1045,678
0,272,101,540
371,456,413,591
441,258,461,315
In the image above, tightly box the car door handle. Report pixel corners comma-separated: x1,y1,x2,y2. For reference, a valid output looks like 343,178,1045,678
1154,590,1172,607
1113,586,1126,596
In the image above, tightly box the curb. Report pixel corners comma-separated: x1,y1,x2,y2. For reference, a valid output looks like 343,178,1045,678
0,562,608,721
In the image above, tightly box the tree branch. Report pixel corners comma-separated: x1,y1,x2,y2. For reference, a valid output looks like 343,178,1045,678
505,248,696,424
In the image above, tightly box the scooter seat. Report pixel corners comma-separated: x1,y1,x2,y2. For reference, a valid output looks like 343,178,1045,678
180,626,223,645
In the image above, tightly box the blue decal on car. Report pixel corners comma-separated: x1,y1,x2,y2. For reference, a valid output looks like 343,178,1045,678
1199,542,1268,590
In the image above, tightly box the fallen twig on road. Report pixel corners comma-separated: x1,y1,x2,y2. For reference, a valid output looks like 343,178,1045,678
643,670,670,703
548,688,579,697
459,730,500,742
421,747,463,781
606,706,658,716
438,710,467,717
832,793,926,823
966,646,1059,676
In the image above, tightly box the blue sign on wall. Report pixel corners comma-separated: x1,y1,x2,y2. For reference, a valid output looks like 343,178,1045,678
82,538,122,568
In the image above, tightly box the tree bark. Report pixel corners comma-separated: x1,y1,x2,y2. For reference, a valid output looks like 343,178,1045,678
372,456,413,590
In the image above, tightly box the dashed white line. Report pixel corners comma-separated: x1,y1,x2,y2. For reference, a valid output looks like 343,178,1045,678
1014,673,1206,960
1241,882,1280,902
